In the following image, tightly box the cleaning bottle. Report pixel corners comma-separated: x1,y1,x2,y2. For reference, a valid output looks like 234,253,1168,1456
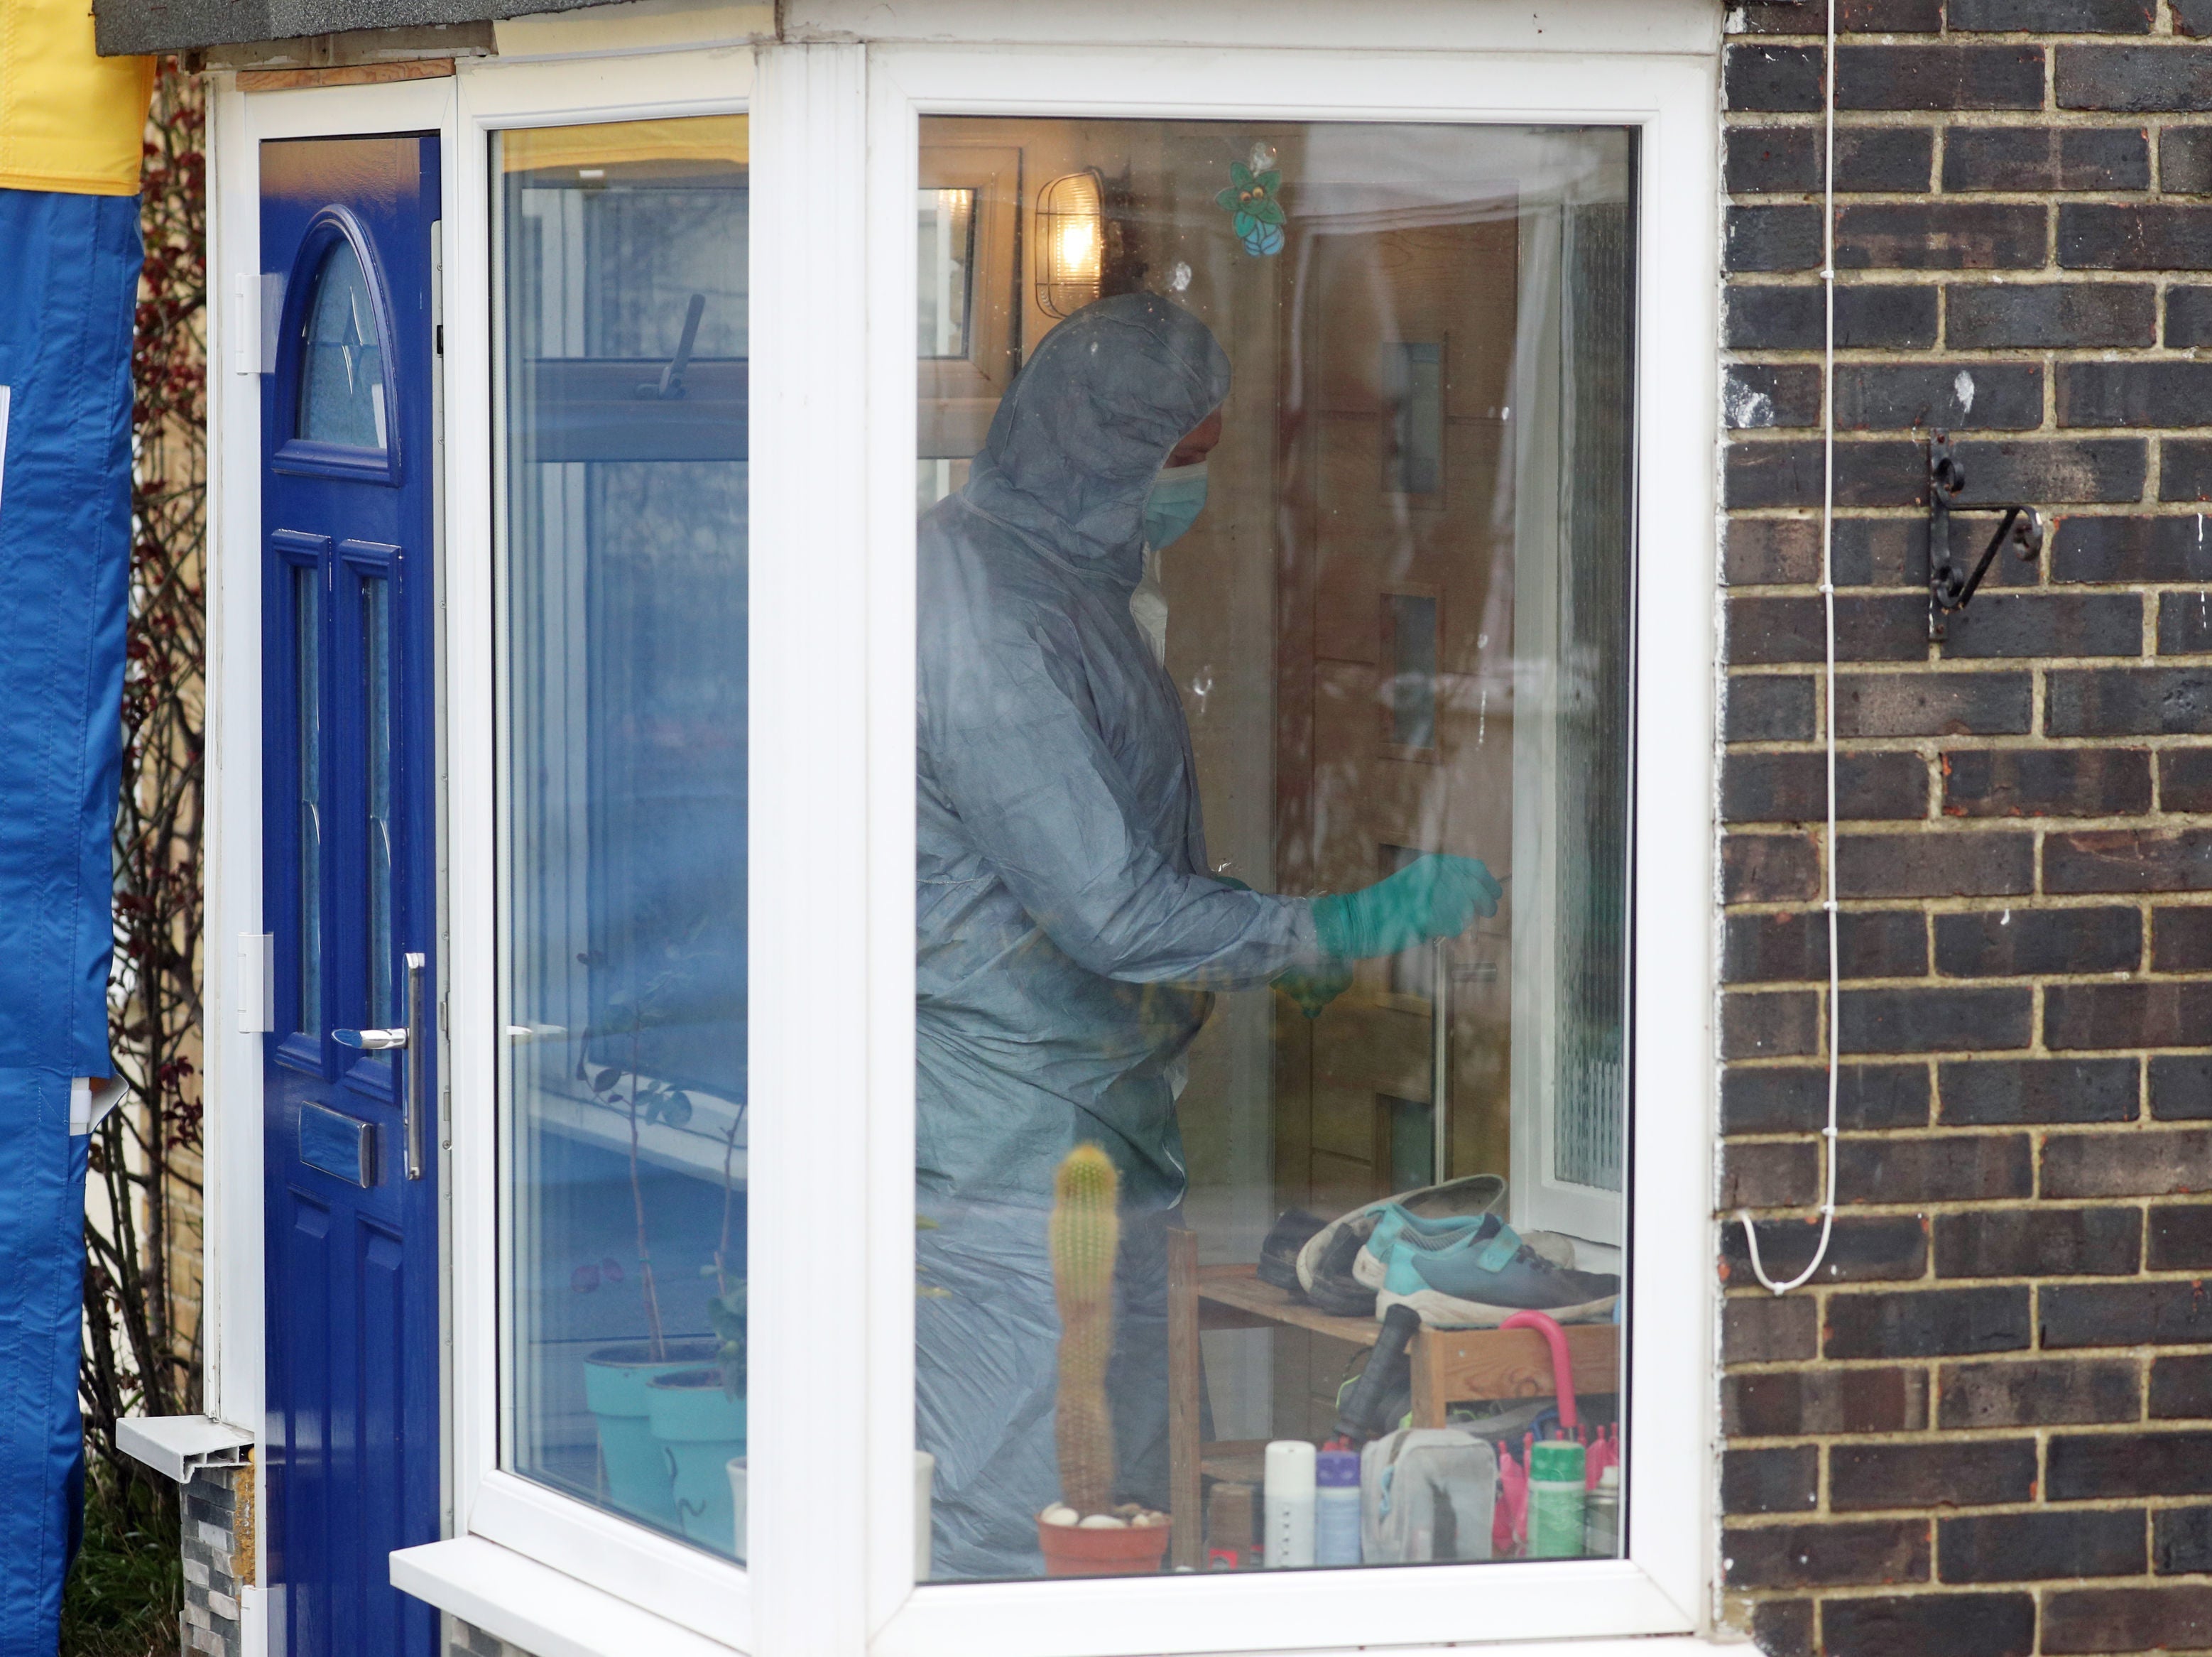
1527,1438,1586,1558
1313,1448,1361,1566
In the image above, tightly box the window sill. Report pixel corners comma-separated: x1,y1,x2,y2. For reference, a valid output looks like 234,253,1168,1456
395,1536,1734,1657
391,1536,743,1657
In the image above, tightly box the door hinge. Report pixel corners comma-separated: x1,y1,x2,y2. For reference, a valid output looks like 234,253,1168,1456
237,933,274,1033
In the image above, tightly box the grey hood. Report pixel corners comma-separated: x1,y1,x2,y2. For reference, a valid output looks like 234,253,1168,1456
961,291,1231,591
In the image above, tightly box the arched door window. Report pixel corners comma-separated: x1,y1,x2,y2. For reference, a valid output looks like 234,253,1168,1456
298,238,389,450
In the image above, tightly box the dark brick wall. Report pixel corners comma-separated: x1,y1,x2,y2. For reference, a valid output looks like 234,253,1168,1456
1723,2,2212,1652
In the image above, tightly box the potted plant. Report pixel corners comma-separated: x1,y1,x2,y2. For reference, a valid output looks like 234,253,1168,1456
1036,1143,1170,1576
576,947,699,1526
583,1337,717,1527
648,1282,746,1553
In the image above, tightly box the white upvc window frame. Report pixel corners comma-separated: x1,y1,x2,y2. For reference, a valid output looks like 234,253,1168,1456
214,9,1721,1657
840,38,1721,1657
432,43,765,1654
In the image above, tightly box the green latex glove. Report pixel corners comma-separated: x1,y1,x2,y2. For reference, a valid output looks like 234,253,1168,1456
1274,957,1353,1019
1311,854,1503,961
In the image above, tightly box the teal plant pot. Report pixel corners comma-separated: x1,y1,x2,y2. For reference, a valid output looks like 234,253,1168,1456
584,1341,718,1528
647,1368,748,1555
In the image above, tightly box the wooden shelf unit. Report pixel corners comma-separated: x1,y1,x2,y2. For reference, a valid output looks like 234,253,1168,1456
1163,1234,1618,1570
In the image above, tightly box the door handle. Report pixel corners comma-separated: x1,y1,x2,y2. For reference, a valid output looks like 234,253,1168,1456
404,952,427,1180
334,1028,407,1050
331,952,426,1178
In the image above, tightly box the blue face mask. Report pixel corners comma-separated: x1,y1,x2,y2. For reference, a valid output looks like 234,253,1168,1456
1143,460,1209,552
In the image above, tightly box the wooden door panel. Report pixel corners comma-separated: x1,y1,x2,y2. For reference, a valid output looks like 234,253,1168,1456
1311,1081,1397,1168
1311,1001,1430,1095
1307,428,1511,668
1297,219,1518,418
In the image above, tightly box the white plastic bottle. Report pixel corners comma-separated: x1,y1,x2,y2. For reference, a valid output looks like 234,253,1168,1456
1263,1440,1317,1568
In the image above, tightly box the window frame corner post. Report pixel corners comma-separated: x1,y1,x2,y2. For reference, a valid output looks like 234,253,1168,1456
748,36,883,1657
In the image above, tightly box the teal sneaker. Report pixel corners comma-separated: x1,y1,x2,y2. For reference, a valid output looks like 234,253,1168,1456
1297,1175,1508,1315
1373,1212,1619,1328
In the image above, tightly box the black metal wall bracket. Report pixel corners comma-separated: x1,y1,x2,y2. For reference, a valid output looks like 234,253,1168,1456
1927,433,2044,642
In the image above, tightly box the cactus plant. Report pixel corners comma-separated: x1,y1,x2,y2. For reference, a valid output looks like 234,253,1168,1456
1050,1143,1121,1518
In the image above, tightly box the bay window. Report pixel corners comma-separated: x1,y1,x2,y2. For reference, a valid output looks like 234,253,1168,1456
402,21,1718,1657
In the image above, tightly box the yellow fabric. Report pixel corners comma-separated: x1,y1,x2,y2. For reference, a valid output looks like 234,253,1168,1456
0,0,153,196
501,115,748,175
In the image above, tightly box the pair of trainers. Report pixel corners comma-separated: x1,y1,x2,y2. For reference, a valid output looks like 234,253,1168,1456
1276,1175,1512,1317
1361,1205,1618,1328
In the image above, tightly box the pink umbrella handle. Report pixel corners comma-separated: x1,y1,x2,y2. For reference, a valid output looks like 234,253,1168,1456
1501,1309,1577,1431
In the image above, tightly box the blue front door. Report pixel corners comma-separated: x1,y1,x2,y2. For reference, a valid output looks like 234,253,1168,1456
261,134,441,1657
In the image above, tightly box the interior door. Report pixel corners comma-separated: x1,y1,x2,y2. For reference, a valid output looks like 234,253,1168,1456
260,134,441,1657
1273,212,1521,1222
1268,212,1522,1436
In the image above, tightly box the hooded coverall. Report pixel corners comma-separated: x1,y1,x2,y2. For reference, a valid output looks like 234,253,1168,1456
912,293,1323,1578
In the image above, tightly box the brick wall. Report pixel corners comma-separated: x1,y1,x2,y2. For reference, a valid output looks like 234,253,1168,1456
1721,2,2212,1653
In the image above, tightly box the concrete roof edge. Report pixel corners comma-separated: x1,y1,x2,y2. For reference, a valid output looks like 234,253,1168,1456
94,0,623,58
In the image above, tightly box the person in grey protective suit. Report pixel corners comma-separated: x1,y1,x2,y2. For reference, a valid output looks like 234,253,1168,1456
913,291,1499,1579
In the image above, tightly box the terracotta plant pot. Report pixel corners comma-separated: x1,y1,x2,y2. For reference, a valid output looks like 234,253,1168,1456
1037,1516,1171,1577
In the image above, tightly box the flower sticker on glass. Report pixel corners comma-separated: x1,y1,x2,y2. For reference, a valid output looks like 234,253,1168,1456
1218,142,1285,257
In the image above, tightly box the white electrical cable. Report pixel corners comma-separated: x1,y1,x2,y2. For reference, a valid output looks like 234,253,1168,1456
1737,0,1841,1295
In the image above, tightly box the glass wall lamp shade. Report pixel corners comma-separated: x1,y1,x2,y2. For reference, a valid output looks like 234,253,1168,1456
1035,168,1106,319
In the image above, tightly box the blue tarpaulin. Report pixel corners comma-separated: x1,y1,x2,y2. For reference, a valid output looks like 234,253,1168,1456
0,185,145,1656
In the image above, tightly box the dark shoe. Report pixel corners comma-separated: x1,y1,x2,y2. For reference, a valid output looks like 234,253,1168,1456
1258,1208,1329,1294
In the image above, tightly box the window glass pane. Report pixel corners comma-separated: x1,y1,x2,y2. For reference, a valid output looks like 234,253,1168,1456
496,116,751,1563
920,188,977,358
1384,594,1438,752
298,239,388,449
1383,342,1444,497
914,119,1633,1583
295,563,322,1034
364,576,396,1031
